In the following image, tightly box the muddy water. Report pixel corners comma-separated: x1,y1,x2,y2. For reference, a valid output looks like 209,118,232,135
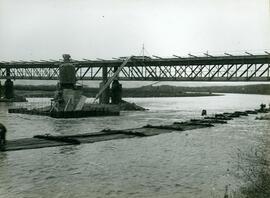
0,94,270,198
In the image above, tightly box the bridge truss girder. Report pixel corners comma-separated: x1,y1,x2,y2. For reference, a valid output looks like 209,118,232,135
0,63,269,81
0,55,270,81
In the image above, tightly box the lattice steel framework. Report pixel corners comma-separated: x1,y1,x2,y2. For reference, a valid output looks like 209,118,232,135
0,54,270,81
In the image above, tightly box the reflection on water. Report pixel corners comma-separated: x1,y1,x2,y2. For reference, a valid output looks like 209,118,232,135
0,94,270,198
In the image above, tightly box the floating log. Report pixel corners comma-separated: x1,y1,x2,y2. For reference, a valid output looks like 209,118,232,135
190,119,227,124
245,110,258,114
205,116,232,120
234,111,248,116
143,124,184,131
221,113,242,118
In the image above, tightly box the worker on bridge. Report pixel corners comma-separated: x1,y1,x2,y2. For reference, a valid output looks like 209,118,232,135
0,123,7,148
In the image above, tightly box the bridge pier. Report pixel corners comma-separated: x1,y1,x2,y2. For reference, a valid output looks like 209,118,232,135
111,66,122,104
111,80,122,104
4,69,14,99
4,79,14,99
99,66,110,104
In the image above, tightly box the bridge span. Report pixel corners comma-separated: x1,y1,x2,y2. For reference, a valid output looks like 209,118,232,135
0,54,270,81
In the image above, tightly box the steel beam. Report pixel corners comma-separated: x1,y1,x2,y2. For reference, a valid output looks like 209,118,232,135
0,54,270,81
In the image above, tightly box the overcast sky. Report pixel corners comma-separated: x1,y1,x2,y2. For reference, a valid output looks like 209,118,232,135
0,0,269,61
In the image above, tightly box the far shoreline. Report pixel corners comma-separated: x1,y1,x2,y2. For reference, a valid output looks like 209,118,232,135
11,83,270,98
15,90,220,98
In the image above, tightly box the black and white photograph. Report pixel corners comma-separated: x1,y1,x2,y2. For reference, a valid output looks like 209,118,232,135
0,0,270,197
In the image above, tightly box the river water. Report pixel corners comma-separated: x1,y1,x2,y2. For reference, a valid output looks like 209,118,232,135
0,94,270,198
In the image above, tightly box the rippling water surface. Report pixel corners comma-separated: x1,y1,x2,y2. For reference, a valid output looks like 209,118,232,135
0,94,270,198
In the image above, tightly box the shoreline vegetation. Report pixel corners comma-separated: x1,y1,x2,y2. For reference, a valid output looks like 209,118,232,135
13,84,270,98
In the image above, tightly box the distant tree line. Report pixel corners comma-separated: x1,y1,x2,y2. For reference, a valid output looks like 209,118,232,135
13,84,270,98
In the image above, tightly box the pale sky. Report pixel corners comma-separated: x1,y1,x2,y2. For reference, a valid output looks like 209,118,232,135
0,0,269,61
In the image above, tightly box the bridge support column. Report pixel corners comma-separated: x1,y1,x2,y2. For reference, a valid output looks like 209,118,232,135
4,69,14,99
111,66,122,104
99,66,110,104
111,80,122,104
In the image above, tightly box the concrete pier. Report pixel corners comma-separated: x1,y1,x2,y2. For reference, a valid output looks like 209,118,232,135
111,66,122,104
4,79,14,99
111,80,122,104
99,66,110,104
4,69,14,99
0,68,27,102
50,54,89,112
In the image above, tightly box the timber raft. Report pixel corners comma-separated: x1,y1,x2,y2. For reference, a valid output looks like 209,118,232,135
1,107,270,152
8,107,120,118
8,100,145,118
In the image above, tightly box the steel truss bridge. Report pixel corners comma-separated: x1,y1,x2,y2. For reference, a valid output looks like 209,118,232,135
0,54,270,81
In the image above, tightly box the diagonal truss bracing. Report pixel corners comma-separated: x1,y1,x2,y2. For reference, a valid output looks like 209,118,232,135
0,54,269,81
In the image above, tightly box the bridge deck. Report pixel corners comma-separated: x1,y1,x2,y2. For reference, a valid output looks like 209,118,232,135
1,54,269,81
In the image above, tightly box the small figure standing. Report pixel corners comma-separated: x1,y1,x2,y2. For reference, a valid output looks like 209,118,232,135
201,109,207,116
260,103,266,111
0,123,7,146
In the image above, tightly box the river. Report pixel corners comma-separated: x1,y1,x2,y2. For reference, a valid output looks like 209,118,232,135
0,94,270,198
